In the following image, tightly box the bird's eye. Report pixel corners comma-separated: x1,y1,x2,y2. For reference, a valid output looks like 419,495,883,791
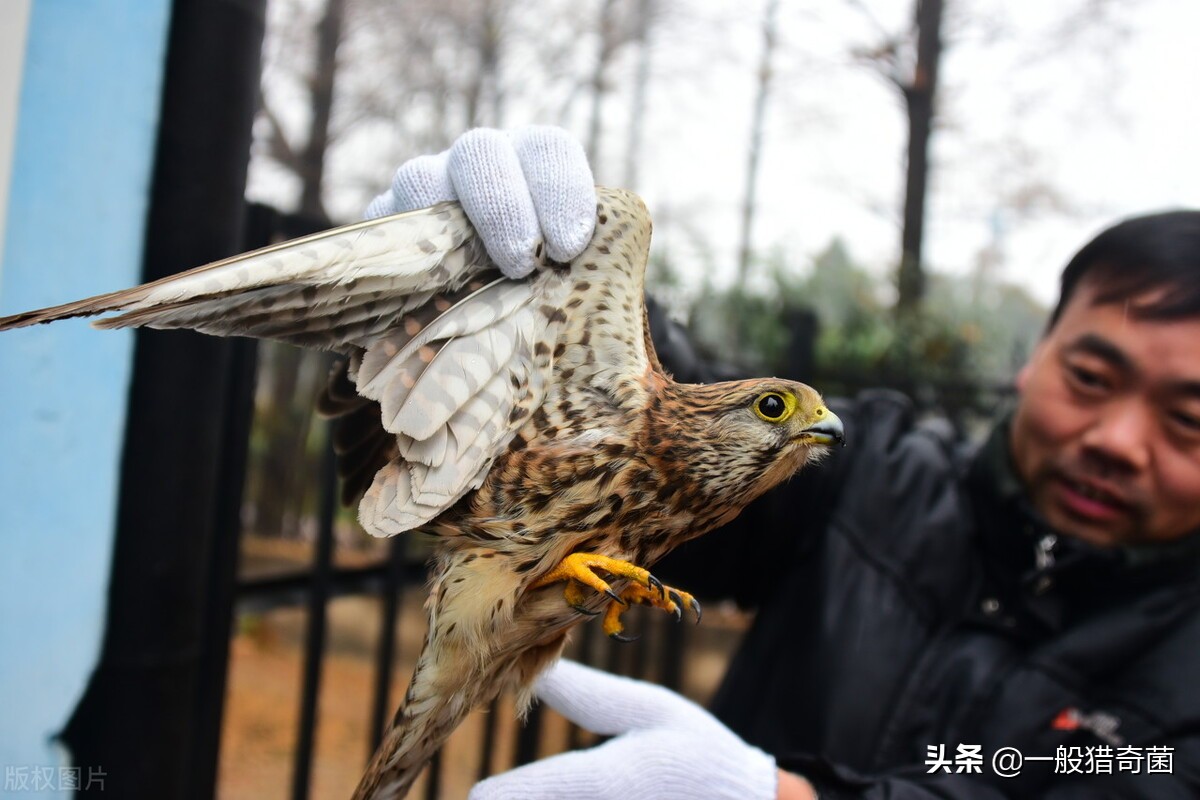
753,392,794,423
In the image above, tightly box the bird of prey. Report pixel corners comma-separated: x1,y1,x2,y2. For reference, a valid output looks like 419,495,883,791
0,187,843,799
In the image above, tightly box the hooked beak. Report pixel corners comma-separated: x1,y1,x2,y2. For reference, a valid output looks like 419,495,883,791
801,409,845,447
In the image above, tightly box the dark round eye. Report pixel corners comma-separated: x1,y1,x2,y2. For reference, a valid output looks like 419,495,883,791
756,393,787,421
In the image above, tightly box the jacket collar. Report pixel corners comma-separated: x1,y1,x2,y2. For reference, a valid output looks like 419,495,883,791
965,418,1200,632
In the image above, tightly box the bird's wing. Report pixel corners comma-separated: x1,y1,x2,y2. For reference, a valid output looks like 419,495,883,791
549,187,657,403
0,201,571,537
0,202,491,349
353,271,569,535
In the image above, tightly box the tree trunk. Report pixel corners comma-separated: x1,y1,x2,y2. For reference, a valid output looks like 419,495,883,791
252,343,302,538
464,0,503,128
255,0,344,541
297,0,344,222
732,0,779,353
586,0,619,168
896,0,944,316
624,0,655,188
736,0,779,288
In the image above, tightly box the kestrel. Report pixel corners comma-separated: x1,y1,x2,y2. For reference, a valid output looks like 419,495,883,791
0,187,843,799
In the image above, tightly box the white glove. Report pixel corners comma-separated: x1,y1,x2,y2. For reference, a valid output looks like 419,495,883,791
469,660,780,800
366,126,596,279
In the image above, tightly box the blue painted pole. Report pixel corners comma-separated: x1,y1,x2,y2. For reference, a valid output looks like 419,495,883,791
58,1,266,797
0,3,172,797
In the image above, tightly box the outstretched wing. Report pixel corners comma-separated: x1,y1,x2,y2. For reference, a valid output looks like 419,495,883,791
551,187,657,402
0,187,657,536
0,201,571,536
0,202,493,349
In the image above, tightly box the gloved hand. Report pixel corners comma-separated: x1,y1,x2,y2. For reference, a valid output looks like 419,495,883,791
366,126,596,279
469,659,783,800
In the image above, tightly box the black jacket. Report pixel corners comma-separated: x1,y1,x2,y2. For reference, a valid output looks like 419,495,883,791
649,304,1200,798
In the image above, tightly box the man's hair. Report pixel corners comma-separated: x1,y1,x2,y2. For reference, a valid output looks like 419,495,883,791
1049,210,1200,328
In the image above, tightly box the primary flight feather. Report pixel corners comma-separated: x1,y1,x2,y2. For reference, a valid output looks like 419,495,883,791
0,187,843,799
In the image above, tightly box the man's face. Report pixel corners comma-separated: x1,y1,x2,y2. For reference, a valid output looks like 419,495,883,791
1010,282,1200,547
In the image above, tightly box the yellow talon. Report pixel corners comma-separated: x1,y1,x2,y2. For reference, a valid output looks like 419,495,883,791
603,599,635,640
531,552,701,639
625,582,701,621
530,552,659,605
562,581,597,615
600,581,703,641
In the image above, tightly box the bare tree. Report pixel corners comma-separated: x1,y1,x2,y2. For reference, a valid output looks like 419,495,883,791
251,0,348,538
623,0,657,187
299,0,345,220
586,0,621,166
254,0,675,215
463,0,508,128
896,0,944,316
847,0,1136,318
258,0,346,223
847,0,944,316
735,0,781,289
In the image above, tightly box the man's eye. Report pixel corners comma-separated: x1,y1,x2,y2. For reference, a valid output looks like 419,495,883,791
1168,409,1200,435
1066,363,1108,392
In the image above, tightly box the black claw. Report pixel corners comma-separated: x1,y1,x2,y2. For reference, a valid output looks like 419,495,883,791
605,588,627,606
609,630,640,643
668,590,683,622
571,605,601,617
648,574,665,599
689,597,703,624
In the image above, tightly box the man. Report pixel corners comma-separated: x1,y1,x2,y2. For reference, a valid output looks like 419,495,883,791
368,127,1200,798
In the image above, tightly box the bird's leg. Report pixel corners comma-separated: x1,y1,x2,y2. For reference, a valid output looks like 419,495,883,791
601,582,703,642
562,581,600,616
532,552,661,601
530,553,702,640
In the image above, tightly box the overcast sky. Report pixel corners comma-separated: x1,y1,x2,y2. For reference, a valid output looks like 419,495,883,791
248,0,1199,308
613,0,1200,306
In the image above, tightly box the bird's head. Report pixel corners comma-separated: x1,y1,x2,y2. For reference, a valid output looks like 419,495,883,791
656,379,844,510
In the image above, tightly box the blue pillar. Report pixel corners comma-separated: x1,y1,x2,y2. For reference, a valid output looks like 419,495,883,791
0,2,173,796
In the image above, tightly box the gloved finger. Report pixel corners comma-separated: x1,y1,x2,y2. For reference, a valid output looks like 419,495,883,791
365,151,456,220
509,126,597,263
364,191,398,220
468,744,617,800
533,660,703,735
390,151,457,212
472,730,768,800
448,128,543,279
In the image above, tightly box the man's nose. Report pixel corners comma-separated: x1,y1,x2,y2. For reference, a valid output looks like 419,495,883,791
1080,400,1152,473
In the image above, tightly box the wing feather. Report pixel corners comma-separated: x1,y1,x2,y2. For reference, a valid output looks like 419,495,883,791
389,312,523,440
1,186,654,540
0,202,491,351
551,188,654,401
355,278,527,402
360,296,564,533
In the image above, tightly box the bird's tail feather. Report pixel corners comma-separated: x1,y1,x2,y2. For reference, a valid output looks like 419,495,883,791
352,629,483,800
350,572,573,799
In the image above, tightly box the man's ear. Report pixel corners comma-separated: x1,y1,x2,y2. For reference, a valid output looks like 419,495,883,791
1015,340,1048,393
1015,361,1032,392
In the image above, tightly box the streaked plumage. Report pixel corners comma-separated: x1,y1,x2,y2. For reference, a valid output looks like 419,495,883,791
0,187,843,799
